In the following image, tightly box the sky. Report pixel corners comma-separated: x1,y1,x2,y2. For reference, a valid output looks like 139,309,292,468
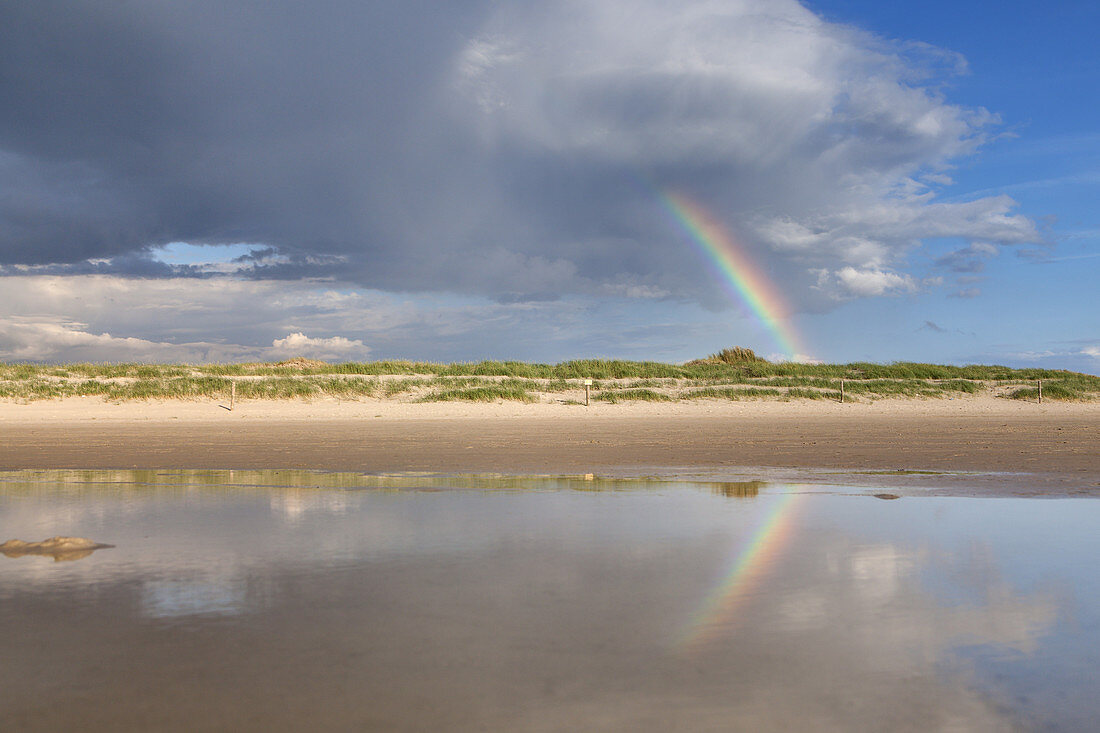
0,0,1096,371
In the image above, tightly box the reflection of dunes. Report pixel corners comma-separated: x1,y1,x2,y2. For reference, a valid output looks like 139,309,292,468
0,469,776,499
0,468,390,493
709,481,764,498
1,536,113,562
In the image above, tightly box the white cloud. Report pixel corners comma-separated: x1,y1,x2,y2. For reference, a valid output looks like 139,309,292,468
270,332,368,360
816,267,918,298
0,277,388,363
984,344,1100,374
453,0,1040,306
600,281,671,299
0,273,787,364
768,352,822,364
0,1,1070,365
0,0,1046,320
0,317,371,364
0,317,243,363
1003,350,1059,361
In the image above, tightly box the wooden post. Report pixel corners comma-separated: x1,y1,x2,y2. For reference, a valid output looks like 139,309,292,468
839,378,844,403
584,379,592,407
230,381,236,411
1038,379,1042,404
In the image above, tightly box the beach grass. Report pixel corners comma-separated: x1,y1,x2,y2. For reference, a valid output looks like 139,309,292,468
1,358,1088,381
683,386,785,400
0,358,1096,403
415,384,538,403
592,388,673,403
1007,383,1086,401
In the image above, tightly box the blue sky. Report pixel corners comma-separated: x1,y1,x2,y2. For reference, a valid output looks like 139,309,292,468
0,1,1096,371
803,0,1100,368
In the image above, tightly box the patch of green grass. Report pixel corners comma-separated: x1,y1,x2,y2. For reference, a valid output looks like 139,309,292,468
550,360,684,379
691,346,766,365
415,385,537,403
623,378,675,389
683,387,783,400
1007,384,1085,401
839,379,974,398
234,378,319,399
382,378,429,397
0,375,387,401
784,387,828,400
592,389,672,403
753,376,832,388
687,376,752,387
429,376,484,389
941,379,983,393
0,364,38,380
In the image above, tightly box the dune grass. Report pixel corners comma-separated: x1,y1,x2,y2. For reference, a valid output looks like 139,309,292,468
0,375,383,401
592,389,672,403
1,358,1090,382
683,387,784,400
0,357,1096,403
415,385,537,403
692,346,767,365
1007,383,1088,401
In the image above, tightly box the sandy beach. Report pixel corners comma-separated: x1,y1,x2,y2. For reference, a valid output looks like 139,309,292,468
0,396,1096,495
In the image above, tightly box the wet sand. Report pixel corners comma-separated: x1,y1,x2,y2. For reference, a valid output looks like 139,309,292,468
0,398,1096,494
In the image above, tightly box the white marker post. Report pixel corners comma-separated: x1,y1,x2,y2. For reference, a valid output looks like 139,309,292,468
584,379,592,407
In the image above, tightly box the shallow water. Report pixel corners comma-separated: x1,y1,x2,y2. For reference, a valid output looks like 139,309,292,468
2,470,1098,731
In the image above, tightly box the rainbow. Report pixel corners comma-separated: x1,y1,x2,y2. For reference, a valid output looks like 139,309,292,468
676,489,803,650
658,190,806,361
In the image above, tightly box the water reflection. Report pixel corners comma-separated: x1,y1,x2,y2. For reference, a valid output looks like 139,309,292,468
709,480,764,498
1,536,113,562
141,577,249,619
0,470,1097,731
0,468,769,497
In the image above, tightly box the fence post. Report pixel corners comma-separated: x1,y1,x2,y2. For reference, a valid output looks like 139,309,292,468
1038,379,1042,404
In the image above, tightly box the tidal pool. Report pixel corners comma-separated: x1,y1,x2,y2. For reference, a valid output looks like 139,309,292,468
1,470,1097,731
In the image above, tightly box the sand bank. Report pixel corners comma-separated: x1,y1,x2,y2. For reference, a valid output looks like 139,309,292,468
0,536,114,561
0,396,1096,495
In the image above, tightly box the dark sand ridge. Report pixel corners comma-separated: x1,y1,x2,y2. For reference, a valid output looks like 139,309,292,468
1,409,1096,495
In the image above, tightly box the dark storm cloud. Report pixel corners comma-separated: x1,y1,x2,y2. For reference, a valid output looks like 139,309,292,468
0,255,201,278
0,0,1040,308
0,0,489,267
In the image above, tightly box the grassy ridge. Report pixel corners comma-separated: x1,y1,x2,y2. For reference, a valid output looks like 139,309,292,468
3,359,1086,381
0,359,1096,402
